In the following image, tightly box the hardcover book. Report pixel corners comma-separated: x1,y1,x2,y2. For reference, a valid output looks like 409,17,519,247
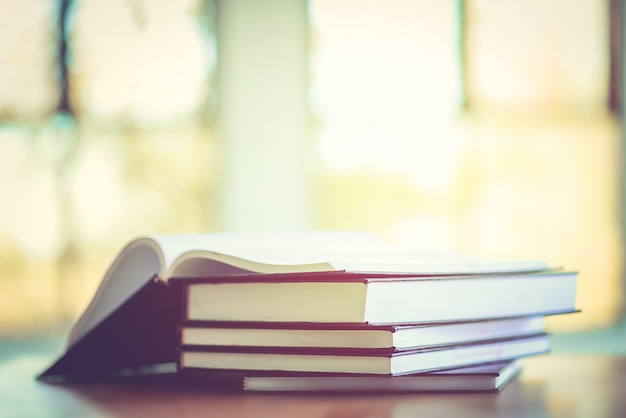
180,316,547,350
236,360,524,392
181,270,577,324
175,360,524,393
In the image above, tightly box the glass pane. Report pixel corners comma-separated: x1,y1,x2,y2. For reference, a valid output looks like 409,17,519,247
463,0,620,331
466,0,608,114
310,0,462,251
0,0,59,120
69,0,216,124
311,0,461,177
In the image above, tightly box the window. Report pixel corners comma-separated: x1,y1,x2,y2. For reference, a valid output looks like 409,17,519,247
0,0,217,332
310,0,622,331
0,0,621,334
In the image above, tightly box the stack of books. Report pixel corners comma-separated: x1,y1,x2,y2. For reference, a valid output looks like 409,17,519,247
38,232,578,393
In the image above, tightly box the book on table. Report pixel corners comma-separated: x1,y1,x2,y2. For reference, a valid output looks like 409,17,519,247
179,316,547,350
238,359,524,392
173,359,524,393
180,270,577,324
36,231,578,385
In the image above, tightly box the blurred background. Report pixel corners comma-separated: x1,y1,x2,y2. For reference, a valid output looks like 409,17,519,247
0,0,623,339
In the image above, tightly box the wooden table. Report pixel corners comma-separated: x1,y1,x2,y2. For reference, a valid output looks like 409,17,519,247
1,349,625,418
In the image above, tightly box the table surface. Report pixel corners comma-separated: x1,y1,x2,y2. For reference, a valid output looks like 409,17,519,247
1,348,625,418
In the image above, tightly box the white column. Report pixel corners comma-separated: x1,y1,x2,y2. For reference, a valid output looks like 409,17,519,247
215,0,312,231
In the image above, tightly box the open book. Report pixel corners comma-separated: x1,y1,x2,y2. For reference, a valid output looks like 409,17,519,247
70,231,551,349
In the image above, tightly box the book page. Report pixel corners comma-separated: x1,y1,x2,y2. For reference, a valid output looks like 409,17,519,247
68,239,163,347
159,231,386,277
154,231,549,277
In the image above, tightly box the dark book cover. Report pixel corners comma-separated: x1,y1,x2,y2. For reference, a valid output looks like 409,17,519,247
37,278,183,382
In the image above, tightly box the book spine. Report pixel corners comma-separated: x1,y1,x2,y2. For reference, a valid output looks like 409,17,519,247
180,320,398,331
